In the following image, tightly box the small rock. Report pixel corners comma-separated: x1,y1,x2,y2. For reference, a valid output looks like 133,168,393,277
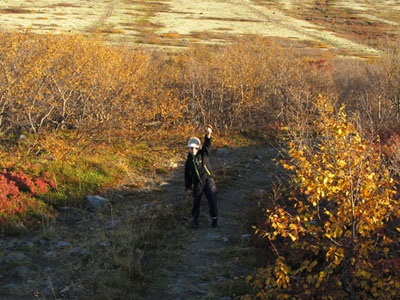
5,222,28,236
0,252,31,264
141,203,152,209
254,154,262,161
56,241,71,249
68,247,91,257
2,283,20,294
216,147,231,156
14,265,36,279
85,195,109,211
241,233,252,240
221,237,230,243
44,251,57,258
59,286,70,294
97,241,110,248
241,233,253,246
106,219,121,229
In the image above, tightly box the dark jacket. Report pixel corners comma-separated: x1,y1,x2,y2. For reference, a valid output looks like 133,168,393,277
185,134,213,189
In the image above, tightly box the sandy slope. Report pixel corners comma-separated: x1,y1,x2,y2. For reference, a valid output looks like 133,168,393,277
2,0,399,55
151,0,380,54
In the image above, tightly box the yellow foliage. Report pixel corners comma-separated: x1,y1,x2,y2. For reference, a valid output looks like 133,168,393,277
0,31,191,143
253,96,400,299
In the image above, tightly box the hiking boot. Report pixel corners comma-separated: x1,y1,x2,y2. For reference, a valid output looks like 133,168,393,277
211,218,218,228
192,219,199,229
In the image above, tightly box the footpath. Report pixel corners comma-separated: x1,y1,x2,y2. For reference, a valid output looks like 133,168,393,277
143,145,280,299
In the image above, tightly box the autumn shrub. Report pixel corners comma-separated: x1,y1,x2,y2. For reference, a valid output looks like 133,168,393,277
331,46,400,139
209,36,278,130
0,32,335,144
0,174,24,223
247,96,400,299
0,145,57,227
0,168,55,226
0,169,55,196
377,45,400,124
380,128,400,181
0,31,188,145
170,35,329,134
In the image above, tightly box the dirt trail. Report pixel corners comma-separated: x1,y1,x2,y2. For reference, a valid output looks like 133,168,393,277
143,145,280,300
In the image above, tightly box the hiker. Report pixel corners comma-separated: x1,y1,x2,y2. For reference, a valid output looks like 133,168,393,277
185,125,218,229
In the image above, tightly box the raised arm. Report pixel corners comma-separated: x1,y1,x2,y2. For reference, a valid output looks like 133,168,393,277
203,125,213,155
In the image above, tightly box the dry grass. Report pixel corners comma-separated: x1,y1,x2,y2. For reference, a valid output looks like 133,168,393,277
0,0,397,55
0,8,32,14
49,3,79,8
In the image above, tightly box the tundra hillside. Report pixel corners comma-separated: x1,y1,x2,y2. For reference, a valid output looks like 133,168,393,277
0,0,400,299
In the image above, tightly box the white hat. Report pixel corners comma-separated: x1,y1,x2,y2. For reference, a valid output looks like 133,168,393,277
188,137,201,148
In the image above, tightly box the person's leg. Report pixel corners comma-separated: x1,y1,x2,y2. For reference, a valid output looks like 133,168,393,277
191,183,203,228
204,177,218,227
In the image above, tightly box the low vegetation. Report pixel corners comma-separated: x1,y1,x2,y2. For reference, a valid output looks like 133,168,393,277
246,96,400,299
1,29,400,298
